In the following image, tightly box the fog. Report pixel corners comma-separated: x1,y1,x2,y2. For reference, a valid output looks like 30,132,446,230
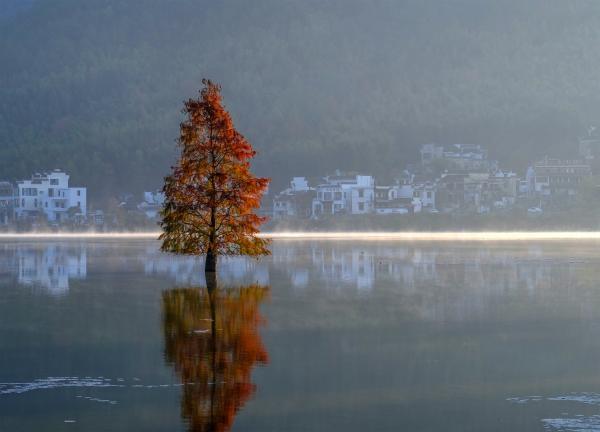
2,0,600,230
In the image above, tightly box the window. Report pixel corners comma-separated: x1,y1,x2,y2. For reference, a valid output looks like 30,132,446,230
358,189,364,198
358,203,364,211
21,199,24,207
45,202,48,208
50,179,58,185
34,198,37,207
334,192,342,200
48,189,54,197
22,188,37,197
77,190,81,196
77,201,81,208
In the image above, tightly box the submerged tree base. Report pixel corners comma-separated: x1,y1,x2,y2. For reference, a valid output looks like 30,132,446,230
205,251,217,274
205,269,217,290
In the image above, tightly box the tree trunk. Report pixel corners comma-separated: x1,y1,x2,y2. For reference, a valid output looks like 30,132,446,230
205,249,217,273
205,270,218,430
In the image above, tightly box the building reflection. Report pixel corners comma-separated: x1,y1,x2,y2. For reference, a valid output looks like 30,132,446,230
11,244,86,295
162,279,269,432
0,241,587,321
270,242,567,293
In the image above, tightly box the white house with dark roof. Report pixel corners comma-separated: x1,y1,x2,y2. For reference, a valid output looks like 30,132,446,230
312,173,375,217
15,169,86,223
273,177,316,219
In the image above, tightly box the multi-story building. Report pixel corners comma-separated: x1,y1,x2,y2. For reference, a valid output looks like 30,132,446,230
312,183,345,217
374,185,412,214
444,144,492,171
438,171,518,213
0,181,15,225
312,173,375,217
526,157,591,198
15,170,87,223
273,177,316,219
412,182,437,211
421,143,496,172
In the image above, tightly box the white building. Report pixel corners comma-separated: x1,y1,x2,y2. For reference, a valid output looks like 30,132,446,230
15,170,87,223
312,183,345,217
421,143,496,172
412,182,437,211
526,157,591,198
0,181,15,225
312,173,375,217
138,190,165,219
273,177,315,219
374,181,422,215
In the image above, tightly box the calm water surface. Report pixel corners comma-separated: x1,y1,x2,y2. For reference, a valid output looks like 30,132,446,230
2,239,600,431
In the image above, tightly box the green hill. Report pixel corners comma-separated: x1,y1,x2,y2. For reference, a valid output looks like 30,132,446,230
0,0,35,20
1,0,600,199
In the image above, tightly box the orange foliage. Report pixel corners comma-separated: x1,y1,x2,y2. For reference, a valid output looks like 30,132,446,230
160,79,270,259
162,283,270,432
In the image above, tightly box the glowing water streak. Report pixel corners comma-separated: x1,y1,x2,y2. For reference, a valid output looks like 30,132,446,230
0,232,161,240
2,231,600,241
263,231,600,241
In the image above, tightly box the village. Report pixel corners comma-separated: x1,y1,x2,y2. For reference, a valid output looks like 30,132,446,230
1,130,600,231
271,132,600,222
0,169,164,231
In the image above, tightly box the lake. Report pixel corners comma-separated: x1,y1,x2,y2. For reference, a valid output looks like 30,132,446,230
2,238,600,431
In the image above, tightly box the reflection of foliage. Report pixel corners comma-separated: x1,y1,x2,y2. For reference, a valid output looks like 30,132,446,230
162,284,269,432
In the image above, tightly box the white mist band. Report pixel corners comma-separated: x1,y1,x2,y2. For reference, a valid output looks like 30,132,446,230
1,232,600,241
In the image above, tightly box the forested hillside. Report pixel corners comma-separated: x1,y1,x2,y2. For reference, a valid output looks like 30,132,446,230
1,0,600,199
0,0,34,20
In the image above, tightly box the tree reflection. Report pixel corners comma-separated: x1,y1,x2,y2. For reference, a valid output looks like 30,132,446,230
162,276,269,432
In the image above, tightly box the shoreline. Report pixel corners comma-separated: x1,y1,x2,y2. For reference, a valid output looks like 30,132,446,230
3,231,600,241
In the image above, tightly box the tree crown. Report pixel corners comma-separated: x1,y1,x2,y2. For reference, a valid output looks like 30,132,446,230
160,79,270,257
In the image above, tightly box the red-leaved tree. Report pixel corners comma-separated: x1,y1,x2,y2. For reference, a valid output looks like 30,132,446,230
160,79,270,272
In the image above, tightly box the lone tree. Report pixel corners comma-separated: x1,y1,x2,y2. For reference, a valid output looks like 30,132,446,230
160,79,270,273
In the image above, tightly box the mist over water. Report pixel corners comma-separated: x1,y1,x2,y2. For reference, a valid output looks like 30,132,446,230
5,231,600,241
4,1,600,430
2,238,600,430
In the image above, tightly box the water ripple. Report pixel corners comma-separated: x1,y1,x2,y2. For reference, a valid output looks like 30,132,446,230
508,393,600,431
0,377,122,394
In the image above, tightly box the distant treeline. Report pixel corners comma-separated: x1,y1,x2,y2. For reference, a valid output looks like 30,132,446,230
0,0,35,21
1,0,600,201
